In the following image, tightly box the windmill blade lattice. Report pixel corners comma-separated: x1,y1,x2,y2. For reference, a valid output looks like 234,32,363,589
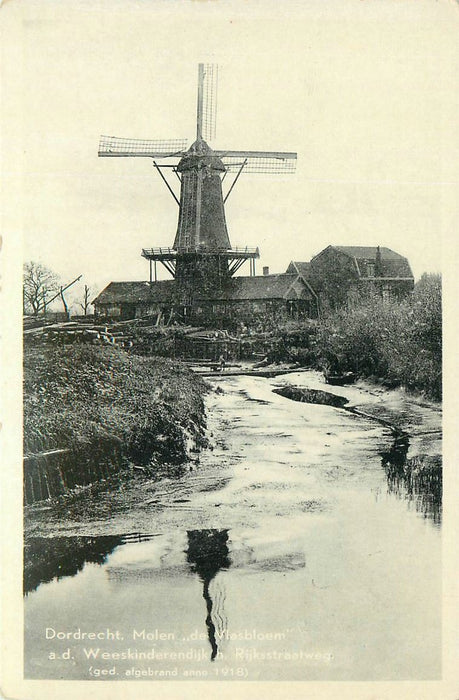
201,64,218,142
218,152,297,174
98,135,188,158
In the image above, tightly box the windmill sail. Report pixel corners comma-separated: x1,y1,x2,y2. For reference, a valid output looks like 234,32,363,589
217,150,297,174
201,64,218,142
98,135,188,158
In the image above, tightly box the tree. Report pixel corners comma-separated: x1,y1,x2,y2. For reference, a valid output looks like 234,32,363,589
79,284,93,316
410,273,442,353
23,261,59,315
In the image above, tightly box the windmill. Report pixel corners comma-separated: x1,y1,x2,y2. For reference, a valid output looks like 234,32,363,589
99,64,296,309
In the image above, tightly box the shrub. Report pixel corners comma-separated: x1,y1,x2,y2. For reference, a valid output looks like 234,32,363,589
311,276,441,400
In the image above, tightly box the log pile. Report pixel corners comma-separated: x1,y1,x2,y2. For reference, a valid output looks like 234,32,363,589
23,321,134,348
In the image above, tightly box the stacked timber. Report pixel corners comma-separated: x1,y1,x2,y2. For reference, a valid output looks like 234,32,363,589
23,321,134,348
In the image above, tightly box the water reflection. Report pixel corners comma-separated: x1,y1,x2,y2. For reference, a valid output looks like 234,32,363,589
23,533,159,595
186,529,230,660
25,529,233,662
380,431,410,468
381,434,442,524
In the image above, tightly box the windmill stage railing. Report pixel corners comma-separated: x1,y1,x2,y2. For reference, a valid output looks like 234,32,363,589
142,247,177,260
142,246,259,259
141,246,260,280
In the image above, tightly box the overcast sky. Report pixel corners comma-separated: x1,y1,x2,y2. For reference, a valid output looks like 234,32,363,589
3,0,458,307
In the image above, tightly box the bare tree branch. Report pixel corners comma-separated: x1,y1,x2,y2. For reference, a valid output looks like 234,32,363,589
23,261,59,315
79,284,92,316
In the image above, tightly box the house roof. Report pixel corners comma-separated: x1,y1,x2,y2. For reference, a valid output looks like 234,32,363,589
334,246,401,260
198,274,308,302
313,245,413,279
92,274,312,306
285,261,318,298
93,280,176,306
287,261,311,278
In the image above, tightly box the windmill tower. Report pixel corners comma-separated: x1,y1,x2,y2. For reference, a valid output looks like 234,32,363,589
99,64,297,312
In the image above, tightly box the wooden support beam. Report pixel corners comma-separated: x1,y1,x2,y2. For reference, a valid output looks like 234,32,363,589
229,258,248,276
152,161,180,206
159,260,176,277
224,159,247,203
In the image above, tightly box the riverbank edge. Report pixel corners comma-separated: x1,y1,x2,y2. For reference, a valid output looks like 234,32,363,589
271,375,442,524
23,348,441,514
23,344,210,505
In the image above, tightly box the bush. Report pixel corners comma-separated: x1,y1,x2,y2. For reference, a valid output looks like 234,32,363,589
311,276,442,400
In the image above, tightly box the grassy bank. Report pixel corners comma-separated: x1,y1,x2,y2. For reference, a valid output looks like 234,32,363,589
23,345,209,502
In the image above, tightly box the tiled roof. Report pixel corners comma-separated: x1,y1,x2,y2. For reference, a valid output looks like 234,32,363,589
334,246,402,260
313,246,413,279
285,261,319,297
198,274,300,302
93,281,175,305
287,261,312,279
92,275,308,306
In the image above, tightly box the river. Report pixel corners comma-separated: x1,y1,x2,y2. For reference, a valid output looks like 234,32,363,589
24,371,442,681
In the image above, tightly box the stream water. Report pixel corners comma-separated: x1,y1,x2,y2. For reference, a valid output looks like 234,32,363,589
24,371,442,681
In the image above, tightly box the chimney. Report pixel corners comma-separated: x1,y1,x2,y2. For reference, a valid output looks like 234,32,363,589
263,266,269,276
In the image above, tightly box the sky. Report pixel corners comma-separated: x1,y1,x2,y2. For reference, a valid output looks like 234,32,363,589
2,0,458,309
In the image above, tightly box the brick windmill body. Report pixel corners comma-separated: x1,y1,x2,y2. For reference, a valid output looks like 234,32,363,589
99,65,297,318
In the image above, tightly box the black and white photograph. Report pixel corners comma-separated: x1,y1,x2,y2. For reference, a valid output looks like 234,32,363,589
1,0,458,698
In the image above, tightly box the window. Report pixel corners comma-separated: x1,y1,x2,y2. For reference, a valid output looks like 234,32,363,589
367,263,375,277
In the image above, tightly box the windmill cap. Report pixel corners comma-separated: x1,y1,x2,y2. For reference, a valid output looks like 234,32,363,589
177,139,226,173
